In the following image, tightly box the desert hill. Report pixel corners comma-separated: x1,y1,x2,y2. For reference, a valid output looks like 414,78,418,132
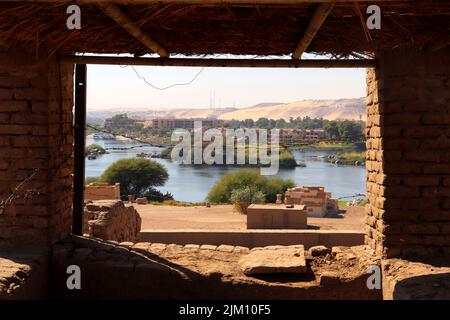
218,98,365,121
87,98,365,123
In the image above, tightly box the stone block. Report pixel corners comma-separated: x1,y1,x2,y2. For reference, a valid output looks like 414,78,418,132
238,245,306,275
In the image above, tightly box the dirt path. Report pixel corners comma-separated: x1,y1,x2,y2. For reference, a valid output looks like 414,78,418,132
136,204,364,231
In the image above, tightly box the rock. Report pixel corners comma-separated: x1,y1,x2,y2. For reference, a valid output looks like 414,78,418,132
136,197,148,205
332,246,345,256
217,245,235,253
238,245,307,275
200,244,217,251
309,245,331,257
83,200,142,243
184,244,200,250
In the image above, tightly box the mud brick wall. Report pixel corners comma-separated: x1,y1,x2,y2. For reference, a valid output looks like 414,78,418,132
365,48,450,259
85,183,120,201
0,45,73,245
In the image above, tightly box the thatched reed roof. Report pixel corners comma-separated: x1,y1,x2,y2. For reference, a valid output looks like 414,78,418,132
0,1,448,58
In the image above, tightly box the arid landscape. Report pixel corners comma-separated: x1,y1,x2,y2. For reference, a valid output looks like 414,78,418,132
87,98,366,124
137,204,365,231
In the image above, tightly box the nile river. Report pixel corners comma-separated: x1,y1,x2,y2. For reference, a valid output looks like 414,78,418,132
85,136,366,202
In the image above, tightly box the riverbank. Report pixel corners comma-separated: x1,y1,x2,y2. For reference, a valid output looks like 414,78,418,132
289,141,364,152
326,151,365,166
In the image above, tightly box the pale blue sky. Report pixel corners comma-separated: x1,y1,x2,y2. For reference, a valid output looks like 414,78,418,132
86,55,366,110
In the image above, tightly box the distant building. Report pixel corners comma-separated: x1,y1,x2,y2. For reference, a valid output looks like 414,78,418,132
279,129,325,144
147,118,224,129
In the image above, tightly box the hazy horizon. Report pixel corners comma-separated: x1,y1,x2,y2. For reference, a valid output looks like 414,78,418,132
87,54,367,111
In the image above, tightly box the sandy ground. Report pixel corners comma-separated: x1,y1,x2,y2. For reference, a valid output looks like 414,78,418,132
136,204,365,231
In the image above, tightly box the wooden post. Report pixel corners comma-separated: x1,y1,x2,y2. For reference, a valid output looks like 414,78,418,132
292,2,335,59
73,64,87,236
98,3,169,58
61,55,375,68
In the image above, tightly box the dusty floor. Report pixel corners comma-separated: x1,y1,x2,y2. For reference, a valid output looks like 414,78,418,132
50,237,381,299
136,204,365,231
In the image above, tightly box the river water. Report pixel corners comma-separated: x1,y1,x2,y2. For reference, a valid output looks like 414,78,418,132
85,136,366,202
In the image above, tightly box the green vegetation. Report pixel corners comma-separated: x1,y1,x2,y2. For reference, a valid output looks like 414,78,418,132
224,117,365,141
207,169,295,204
230,186,266,214
279,150,298,168
105,114,144,135
162,144,298,169
336,151,365,163
85,144,106,156
290,141,359,151
100,158,169,199
149,200,207,207
338,199,349,207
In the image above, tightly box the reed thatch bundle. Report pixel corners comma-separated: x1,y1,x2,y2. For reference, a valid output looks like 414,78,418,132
0,1,448,57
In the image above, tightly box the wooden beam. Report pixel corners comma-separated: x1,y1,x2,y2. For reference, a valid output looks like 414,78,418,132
61,55,375,68
73,64,87,236
0,0,407,4
97,3,169,58
292,2,335,59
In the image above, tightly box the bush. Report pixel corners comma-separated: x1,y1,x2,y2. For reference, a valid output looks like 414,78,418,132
144,189,174,202
230,187,265,214
279,151,297,168
100,158,169,197
85,144,106,156
206,169,295,204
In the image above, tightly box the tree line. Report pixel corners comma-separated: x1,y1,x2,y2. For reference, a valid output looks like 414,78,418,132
100,114,365,142
223,117,365,141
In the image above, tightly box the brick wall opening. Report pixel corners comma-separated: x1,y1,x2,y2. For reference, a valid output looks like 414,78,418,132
1,45,449,264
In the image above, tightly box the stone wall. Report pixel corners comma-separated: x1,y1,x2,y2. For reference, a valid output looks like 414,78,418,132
365,48,450,259
0,45,73,245
85,183,120,201
84,200,141,243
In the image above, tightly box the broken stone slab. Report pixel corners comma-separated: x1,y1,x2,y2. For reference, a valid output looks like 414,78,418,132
238,245,307,275
309,245,331,257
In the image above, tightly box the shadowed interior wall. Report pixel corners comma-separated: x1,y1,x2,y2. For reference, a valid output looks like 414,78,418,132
365,48,450,259
0,45,74,245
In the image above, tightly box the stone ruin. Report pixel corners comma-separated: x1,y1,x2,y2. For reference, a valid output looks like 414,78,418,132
83,200,142,243
284,186,339,217
247,204,308,229
84,183,121,201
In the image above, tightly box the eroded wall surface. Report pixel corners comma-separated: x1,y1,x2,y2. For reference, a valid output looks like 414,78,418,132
365,48,450,259
0,45,73,245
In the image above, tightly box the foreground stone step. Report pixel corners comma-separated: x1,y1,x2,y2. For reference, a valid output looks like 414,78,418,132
238,245,307,275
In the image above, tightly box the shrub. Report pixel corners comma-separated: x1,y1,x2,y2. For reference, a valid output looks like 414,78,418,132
85,144,106,156
206,169,295,204
100,158,169,197
230,186,265,214
144,189,174,202
278,151,297,168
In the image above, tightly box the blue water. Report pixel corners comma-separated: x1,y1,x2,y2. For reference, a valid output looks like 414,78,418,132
85,136,366,202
